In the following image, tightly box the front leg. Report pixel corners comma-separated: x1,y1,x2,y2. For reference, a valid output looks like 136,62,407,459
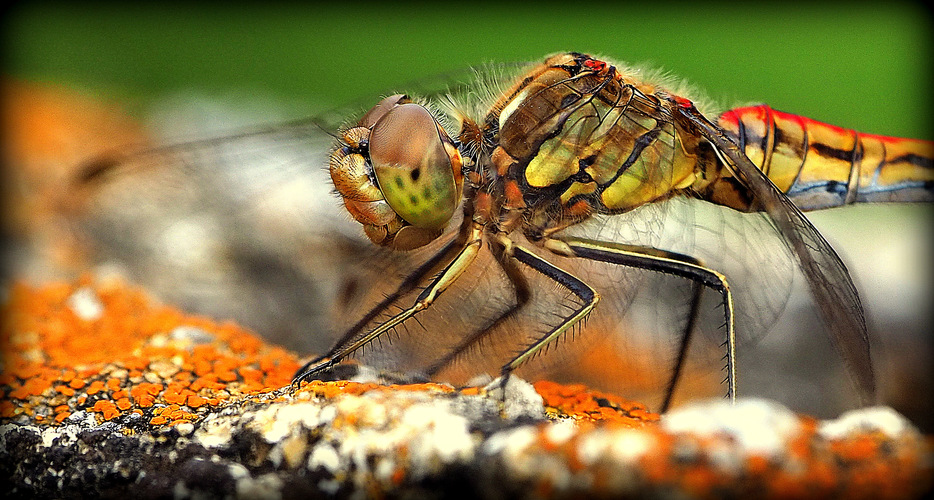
292,222,484,386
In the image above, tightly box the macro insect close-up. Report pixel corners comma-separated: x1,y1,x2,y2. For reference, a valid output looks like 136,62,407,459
5,6,934,497
59,49,931,417
292,50,931,411
5,6,931,424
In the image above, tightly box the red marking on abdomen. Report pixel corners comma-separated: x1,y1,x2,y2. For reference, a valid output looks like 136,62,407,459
724,105,914,145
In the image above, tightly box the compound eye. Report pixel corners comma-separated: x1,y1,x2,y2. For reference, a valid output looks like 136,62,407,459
358,94,409,128
369,103,461,230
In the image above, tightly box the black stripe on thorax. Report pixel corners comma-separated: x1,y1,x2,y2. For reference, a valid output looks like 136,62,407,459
597,126,663,190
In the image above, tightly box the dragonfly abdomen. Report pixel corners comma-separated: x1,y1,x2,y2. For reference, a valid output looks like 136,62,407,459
717,105,933,211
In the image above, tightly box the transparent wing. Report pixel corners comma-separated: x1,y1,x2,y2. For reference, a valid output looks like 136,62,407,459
318,193,800,410
675,102,875,403
560,196,795,341
73,102,395,353
532,197,795,408
70,62,531,357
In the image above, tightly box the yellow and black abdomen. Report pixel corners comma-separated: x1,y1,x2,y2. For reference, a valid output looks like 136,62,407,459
716,105,933,211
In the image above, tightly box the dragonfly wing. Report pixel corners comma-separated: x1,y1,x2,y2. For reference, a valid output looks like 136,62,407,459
556,194,798,349
74,105,386,353
675,102,876,403
551,198,798,408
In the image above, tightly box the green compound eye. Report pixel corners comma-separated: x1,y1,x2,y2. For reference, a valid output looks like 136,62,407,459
369,103,462,230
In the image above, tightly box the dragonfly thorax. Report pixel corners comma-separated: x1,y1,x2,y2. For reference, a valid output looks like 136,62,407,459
462,53,706,241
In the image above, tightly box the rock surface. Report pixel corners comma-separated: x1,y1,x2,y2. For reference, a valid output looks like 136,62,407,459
2,279,931,499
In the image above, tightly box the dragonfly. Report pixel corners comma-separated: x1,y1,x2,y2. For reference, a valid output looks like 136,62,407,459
76,52,932,411
290,52,934,408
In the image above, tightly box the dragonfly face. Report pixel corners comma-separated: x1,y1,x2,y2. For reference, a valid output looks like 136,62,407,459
330,94,464,250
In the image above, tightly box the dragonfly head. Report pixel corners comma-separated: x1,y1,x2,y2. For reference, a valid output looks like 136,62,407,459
330,94,465,250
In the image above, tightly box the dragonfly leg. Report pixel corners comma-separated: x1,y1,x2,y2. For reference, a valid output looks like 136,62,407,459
291,237,462,385
498,243,601,375
291,222,484,386
545,237,737,406
422,237,533,378
660,280,703,412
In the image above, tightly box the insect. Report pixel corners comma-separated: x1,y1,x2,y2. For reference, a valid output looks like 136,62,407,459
290,52,932,410
75,52,932,411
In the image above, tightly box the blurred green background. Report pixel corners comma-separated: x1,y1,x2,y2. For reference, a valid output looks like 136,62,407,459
4,2,932,139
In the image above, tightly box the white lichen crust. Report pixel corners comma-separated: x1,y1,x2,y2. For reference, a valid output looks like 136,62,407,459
2,377,930,499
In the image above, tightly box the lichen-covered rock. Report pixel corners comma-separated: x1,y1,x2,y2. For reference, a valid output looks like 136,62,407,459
1,280,931,499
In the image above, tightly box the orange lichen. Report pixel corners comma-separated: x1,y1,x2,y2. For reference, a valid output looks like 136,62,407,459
832,433,880,462
91,400,120,420
186,395,206,408
106,378,122,392
293,379,456,402
3,278,930,498
1,278,301,427
533,380,659,426
745,454,771,475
